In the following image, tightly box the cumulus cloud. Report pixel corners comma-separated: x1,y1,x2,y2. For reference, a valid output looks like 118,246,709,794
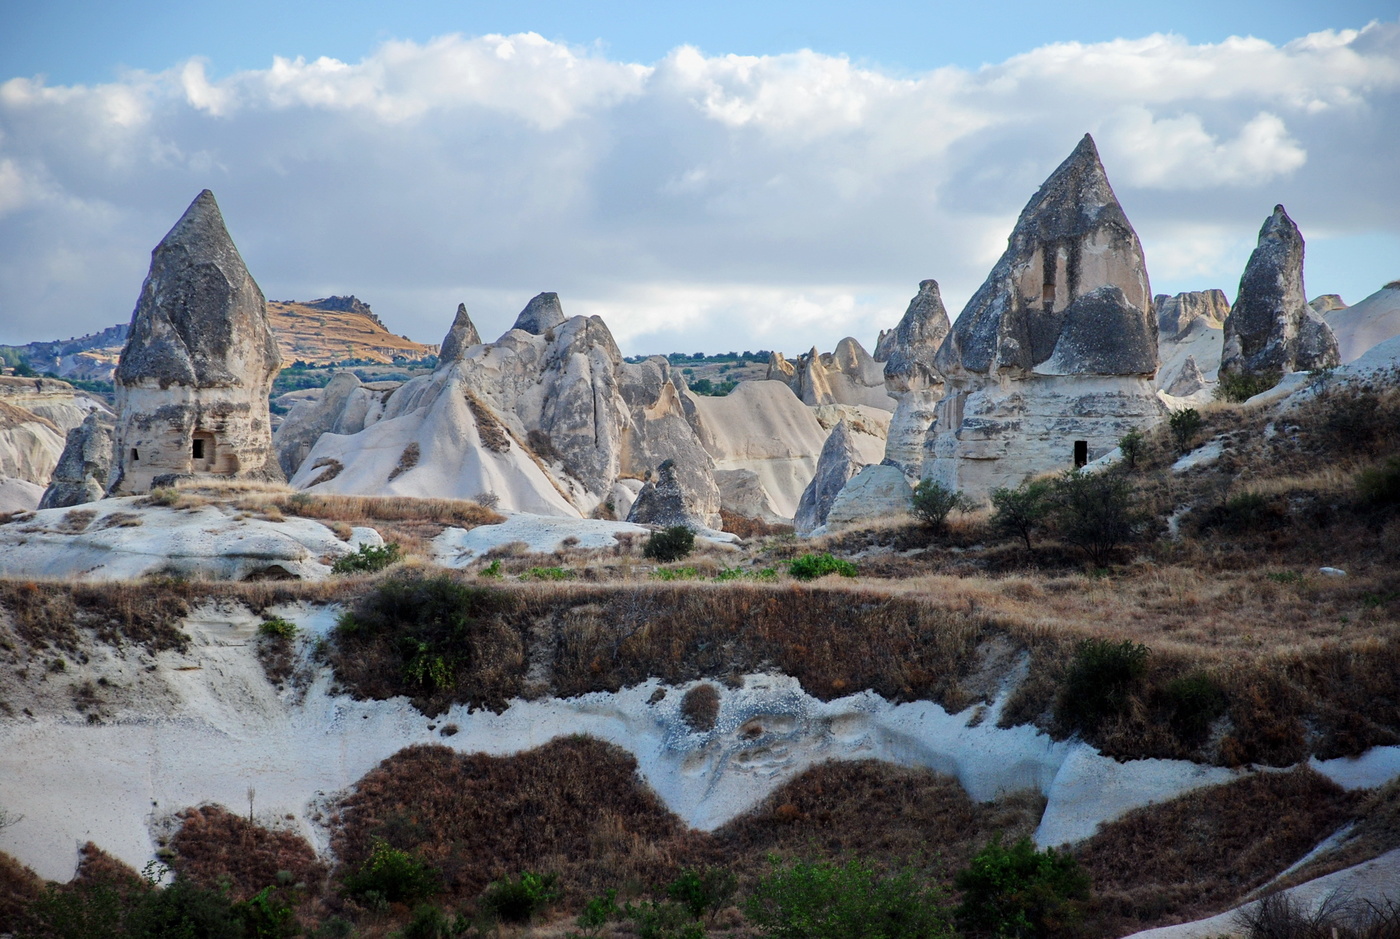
0,22,1397,350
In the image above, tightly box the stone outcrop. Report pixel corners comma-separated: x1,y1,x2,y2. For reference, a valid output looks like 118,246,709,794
274,372,370,477
39,413,113,509
1163,355,1206,398
1308,294,1347,316
823,463,913,532
767,338,892,409
0,376,110,433
109,190,283,494
1155,290,1229,339
0,400,65,489
1323,283,1400,364
625,459,715,529
880,280,951,476
1220,205,1339,382
511,292,567,335
794,420,864,535
438,303,483,364
925,134,1164,498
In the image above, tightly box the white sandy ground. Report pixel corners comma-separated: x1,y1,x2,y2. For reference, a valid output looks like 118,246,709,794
0,497,383,581
1120,848,1400,938
431,514,738,565
2,601,1397,890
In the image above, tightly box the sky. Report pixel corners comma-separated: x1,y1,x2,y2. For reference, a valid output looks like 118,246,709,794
0,0,1398,355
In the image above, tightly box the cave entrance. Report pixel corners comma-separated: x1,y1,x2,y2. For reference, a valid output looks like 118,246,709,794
192,431,216,471
1073,440,1088,468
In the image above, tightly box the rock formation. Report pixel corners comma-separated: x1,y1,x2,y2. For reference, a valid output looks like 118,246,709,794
0,400,65,491
1155,290,1229,339
1308,294,1347,316
512,292,567,335
1313,283,1400,365
823,463,913,532
39,413,113,509
925,134,1164,498
767,338,892,409
108,190,284,493
1162,355,1207,398
626,459,715,529
438,303,483,364
274,372,372,478
879,280,951,476
794,420,864,535
1220,205,1339,383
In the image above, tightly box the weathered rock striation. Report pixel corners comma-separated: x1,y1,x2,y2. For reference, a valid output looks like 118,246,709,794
109,190,284,493
39,413,114,509
925,134,1164,498
880,280,951,476
1155,290,1229,339
626,459,714,529
1220,205,1339,383
794,420,864,535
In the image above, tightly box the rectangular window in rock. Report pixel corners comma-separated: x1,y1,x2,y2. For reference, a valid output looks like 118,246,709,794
1074,440,1088,468
192,432,216,471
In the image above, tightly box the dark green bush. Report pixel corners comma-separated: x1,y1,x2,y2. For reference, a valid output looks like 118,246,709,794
331,541,402,575
341,840,442,905
1118,429,1145,469
258,617,297,640
990,480,1053,550
625,900,705,939
1358,457,1400,508
745,857,951,939
480,871,558,924
1057,638,1151,733
1168,408,1203,453
522,566,573,581
954,838,1089,939
397,903,462,939
1161,671,1227,742
911,479,972,530
666,866,737,923
1199,491,1285,534
574,889,621,938
788,553,858,581
1215,371,1280,403
644,526,696,563
1048,471,1140,566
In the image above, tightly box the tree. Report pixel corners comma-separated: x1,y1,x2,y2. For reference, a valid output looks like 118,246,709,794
990,480,1053,551
1168,408,1203,454
1118,429,1145,469
955,838,1089,939
1049,470,1140,567
911,479,973,531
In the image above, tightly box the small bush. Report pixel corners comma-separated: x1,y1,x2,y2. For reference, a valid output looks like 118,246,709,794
1049,471,1140,566
522,566,572,581
478,559,503,578
680,684,721,733
1168,408,1204,453
745,857,952,939
954,837,1089,939
652,567,701,581
644,526,696,563
341,840,441,905
1201,491,1285,534
480,871,558,924
574,889,621,938
1057,638,1150,734
397,903,463,939
990,480,1053,551
789,553,857,581
1118,429,1145,469
1162,671,1227,742
1357,457,1400,508
666,866,737,923
911,479,972,530
258,617,297,641
331,542,402,575
1215,370,1280,403
625,899,705,939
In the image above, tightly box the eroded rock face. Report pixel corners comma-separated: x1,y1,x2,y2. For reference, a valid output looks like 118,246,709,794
39,413,113,509
511,292,567,336
109,190,283,493
1163,355,1207,398
1308,294,1347,316
1220,205,1340,381
924,134,1164,498
0,400,65,487
1156,290,1229,339
438,303,483,364
274,372,366,478
881,280,951,476
626,459,714,529
823,463,912,532
794,420,864,535
767,338,892,409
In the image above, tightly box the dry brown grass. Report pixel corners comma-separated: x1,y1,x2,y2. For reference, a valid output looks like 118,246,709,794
0,851,43,933
465,389,511,453
1077,768,1358,936
0,580,193,654
169,804,327,902
267,300,435,365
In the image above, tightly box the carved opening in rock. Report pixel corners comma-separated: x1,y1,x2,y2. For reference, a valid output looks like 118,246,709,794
131,448,139,462
191,431,216,471
1074,440,1088,468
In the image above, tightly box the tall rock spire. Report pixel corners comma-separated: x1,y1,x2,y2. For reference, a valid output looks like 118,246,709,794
438,302,483,365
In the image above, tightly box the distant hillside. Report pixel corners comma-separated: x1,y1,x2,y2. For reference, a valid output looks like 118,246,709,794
2,295,437,380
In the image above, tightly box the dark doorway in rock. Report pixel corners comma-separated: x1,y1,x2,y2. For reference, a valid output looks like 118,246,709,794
1074,440,1088,468
131,448,139,462
192,431,216,471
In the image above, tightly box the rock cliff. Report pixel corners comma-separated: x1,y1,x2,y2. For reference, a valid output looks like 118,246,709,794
880,280,951,476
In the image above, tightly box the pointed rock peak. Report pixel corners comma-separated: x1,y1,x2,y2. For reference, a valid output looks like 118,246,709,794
1260,204,1300,244
918,279,940,296
161,189,232,250
512,292,566,335
438,302,483,365
1021,133,1124,234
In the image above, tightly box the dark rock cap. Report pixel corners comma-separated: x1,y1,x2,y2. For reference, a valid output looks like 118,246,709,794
512,292,567,335
438,303,483,365
794,420,863,534
883,279,951,391
115,189,281,389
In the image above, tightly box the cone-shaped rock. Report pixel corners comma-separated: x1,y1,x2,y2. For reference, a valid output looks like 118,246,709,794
881,280,951,476
794,420,863,535
39,413,113,508
109,190,283,493
438,303,482,365
923,135,1164,499
511,292,567,335
1221,205,1339,380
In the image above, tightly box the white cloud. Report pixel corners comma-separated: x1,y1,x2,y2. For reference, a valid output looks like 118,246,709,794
0,22,1397,350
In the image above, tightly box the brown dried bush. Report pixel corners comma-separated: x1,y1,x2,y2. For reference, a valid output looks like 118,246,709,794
0,851,43,934
169,804,327,902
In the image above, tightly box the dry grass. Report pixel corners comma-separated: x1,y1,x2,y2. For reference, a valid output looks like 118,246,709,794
267,300,434,365
0,580,193,655
0,852,42,933
387,442,420,482
169,804,327,902
465,389,511,453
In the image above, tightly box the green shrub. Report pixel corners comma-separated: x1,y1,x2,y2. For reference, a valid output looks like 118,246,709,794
1118,429,1145,469
522,566,572,581
713,566,747,581
652,566,701,581
666,866,737,923
910,479,973,530
644,526,696,562
990,480,1053,550
1048,471,1140,566
754,567,779,581
1056,638,1150,733
233,884,297,939
1215,370,1280,403
258,617,297,641
745,857,952,939
331,541,402,575
1201,491,1284,534
954,837,1089,939
1358,457,1400,508
1161,671,1227,741
625,900,705,939
789,553,857,581
574,889,621,938
479,559,503,578
342,840,441,905
480,871,559,924
1168,408,1203,453
396,903,463,939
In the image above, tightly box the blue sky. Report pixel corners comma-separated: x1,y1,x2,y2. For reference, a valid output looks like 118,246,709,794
0,0,1397,352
